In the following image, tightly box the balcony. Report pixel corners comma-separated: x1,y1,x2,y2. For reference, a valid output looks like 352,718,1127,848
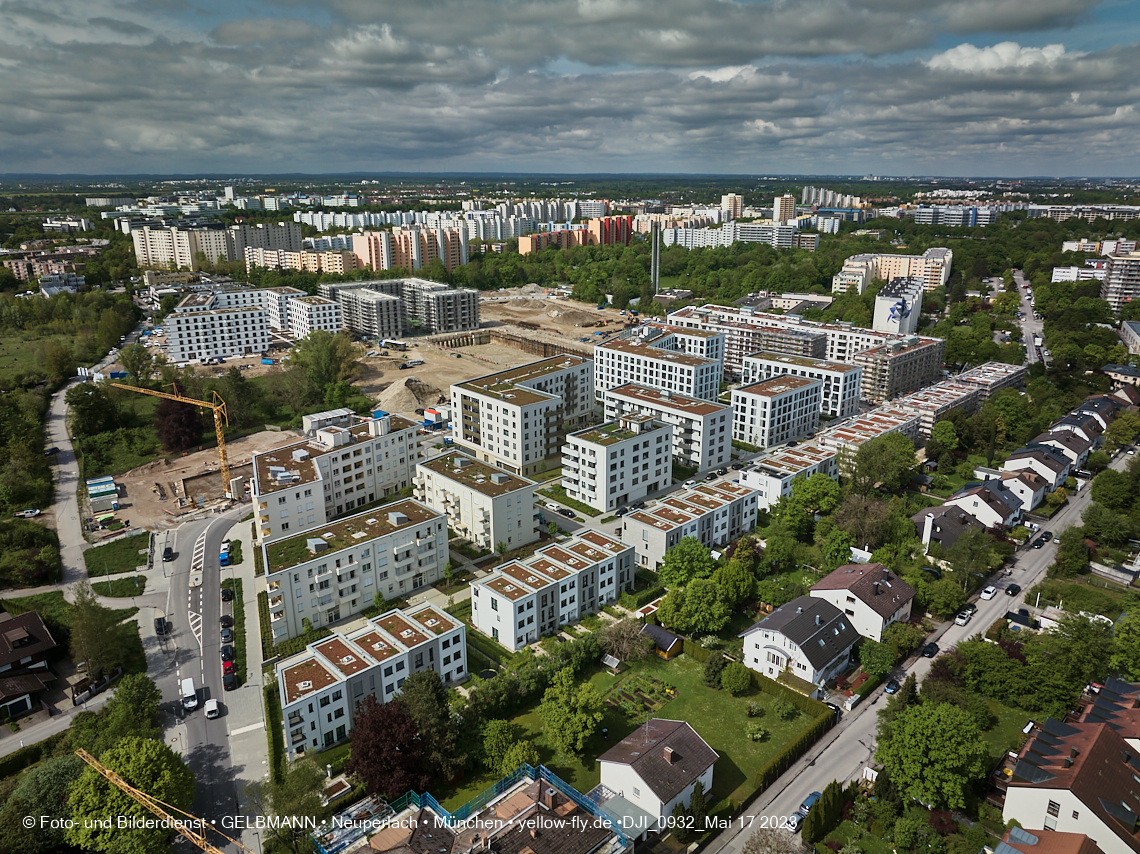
258,502,268,511
291,730,307,746
267,581,280,593
271,611,285,623
269,595,284,610
288,711,304,726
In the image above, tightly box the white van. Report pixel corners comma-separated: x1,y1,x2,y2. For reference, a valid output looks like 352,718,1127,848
204,698,220,719
181,677,198,710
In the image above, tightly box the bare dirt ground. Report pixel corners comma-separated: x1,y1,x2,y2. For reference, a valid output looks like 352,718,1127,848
113,430,301,531
480,293,617,337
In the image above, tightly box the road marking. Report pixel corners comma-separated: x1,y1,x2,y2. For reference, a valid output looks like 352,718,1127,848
188,611,203,651
229,722,264,737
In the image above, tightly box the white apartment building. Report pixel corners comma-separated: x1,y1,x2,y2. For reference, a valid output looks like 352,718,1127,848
287,296,343,338
816,406,921,473
595,336,722,402
414,452,538,552
451,356,595,478
163,291,270,363
252,412,422,545
732,376,822,449
470,531,634,652
955,361,1028,400
740,444,839,510
263,499,447,642
893,381,982,440
810,563,916,643
562,414,672,513
262,286,307,329
742,352,862,419
620,481,758,571
872,276,925,335
276,603,465,759
602,384,730,471
831,248,953,294
132,222,301,270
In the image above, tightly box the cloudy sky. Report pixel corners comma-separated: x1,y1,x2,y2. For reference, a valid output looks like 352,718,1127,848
2,0,1140,176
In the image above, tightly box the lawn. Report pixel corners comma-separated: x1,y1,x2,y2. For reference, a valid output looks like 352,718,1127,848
0,330,92,388
0,591,146,673
982,700,1031,759
91,575,148,597
537,483,602,518
83,531,151,577
431,654,819,812
1027,577,1131,620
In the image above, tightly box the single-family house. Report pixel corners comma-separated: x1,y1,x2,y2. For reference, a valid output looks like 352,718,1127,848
809,563,916,642
943,482,1024,529
913,505,986,553
1034,431,1093,470
1050,414,1104,448
1004,446,1071,491
1076,396,1119,431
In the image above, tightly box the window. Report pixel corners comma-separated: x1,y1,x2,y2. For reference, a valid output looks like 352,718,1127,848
1046,801,1060,817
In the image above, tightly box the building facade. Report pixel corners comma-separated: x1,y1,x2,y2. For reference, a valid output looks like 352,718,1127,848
739,444,839,511
1101,252,1140,315
595,336,722,402
809,563,916,642
852,337,946,403
286,295,343,338
742,352,862,419
602,384,730,471
872,277,925,334
562,414,672,512
731,376,822,449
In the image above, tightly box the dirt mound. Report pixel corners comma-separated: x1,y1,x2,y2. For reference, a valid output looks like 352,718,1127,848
376,376,444,414
548,307,602,326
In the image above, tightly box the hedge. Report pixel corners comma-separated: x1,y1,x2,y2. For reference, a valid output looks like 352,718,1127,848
0,731,68,780
257,591,331,661
264,681,285,785
749,709,835,792
683,638,713,662
855,671,886,699
620,584,665,611
749,669,831,717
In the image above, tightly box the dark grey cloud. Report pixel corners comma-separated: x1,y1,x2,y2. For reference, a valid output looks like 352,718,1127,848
87,16,152,36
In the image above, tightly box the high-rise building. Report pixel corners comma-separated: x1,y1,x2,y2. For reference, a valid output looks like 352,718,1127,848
773,195,797,224
1102,252,1140,315
721,193,744,219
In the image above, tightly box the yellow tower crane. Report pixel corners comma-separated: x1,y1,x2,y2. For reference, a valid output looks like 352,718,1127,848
109,383,232,498
74,748,256,853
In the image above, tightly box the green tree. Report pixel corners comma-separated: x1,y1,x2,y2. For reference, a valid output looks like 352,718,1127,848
1105,412,1140,451
244,759,326,854
500,740,541,776
1112,612,1140,681
682,578,731,633
482,720,521,773
720,662,752,694
659,536,717,588
1025,614,1114,691
65,383,115,437
819,527,856,573
946,527,999,586
399,670,465,779
69,580,125,676
1086,450,1111,473
1053,527,1090,577
859,639,897,679
290,329,360,396
539,667,604,754
70,673,162,755
67,737,195,854
0,753,85,853
790,472,841,515
875,703,990,810
929,420,959,454
117,342,154,385
657,586,688,632
40,340,77,385
713,557,756,606
703,651,727,687
852,432,917,495
154,397,203,452
688,780,708,836
1091,468,1133,512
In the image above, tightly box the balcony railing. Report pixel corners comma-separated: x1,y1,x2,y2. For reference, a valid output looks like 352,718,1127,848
271,611,285,623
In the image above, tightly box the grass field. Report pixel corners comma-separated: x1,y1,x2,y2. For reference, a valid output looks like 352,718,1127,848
432,654,818,812
0,591,146,673
982,700,1031,759
0,330,89,386
537,483,601,517
91,575,148,597
83,531,151,577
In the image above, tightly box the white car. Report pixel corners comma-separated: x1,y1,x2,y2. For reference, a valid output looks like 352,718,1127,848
981,585,997,600
683,479,697,488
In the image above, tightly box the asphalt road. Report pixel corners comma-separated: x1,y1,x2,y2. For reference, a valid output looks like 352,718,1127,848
1012,270,1045,366
705,450,1128,854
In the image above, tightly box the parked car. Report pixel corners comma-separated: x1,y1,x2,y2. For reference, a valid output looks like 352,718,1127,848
44,446,59,456
704,472,718,481
220,628,233,643
1006,584,1022,597
962,603,978,616
220,645,234,662
154,618,167,636
17,509,40,518
221,587,234,602
223,673,238,691
219,614,233,628
981,586,997,600
614,508,627,517
715,468,728,476
1041,530,1053,541
954,610,972,626
884,679,901,694
786,812,804,833
223,660,236,674
1032,537,1046,549
799,792,822,815
558,508,575,518
163,546,174,562
683,480,697,488
922,642,940,658
730,462,744,470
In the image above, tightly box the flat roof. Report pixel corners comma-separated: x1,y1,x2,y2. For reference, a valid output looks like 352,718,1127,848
281,657,337,704
456,355,588,406
750,444,837,477
419,452,535,497
607,383,728,417
597,338,714,368
626,481,754,530
895,382,979,410
855,337,942,359
736,375,820,397
570,418,660,447
745,351,861,374
476,530,631,600
265,499,438,573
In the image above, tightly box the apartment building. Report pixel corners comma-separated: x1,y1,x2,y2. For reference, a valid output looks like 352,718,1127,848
251,412,422,545
602,384,730,471
244,247,359,275
163,292,270,363
661,222,797,251
773,194,797,224
261,286,307,329
816,407,921,473
317,277,478,335
132,221,301,270
414,451,538,552
1101,252,1140,315
742,352,862,419
732,376,822,449
331,288,404,340
595,334,722,402
562,414,672,513
620,481,758,571
636,324,726,364
721,193,744,219
872,277,924,334
276,603,465,759
412,281,481,333
853,336,946,402
739,444,839,510
451,356,595,478
587,216,633,246
470,531,634,651
955,361,1028,400
831,248,953,294
263,499,447,641
893,381,982,440
286,296,342,338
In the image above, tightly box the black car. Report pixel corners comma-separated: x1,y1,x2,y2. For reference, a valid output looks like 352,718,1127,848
715,468,728,476
221,587,234,602
884,679,901,694
154,617,167,636
730,462,744,470
221,628,234,643
921,642,940,658
1006,584,1022,596
220,645,234,662
1040,530,1053,541
1032,537,1046,549
704,472,718,481
614,508,627,517
558,508,575,518
223,673,238,691
44,446,59,456
162,546,174,562
962,603,978,616
219,614,233,628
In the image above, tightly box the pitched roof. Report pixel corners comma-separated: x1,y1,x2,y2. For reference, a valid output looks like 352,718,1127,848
996,828,1105,854
0,611,57,668
739,596,861,670
640,623,683,653
598,719,718,804
912,505,986,551
1007,446,1069,473
1035,431,1094,455
810,563,916,619
1003,470,1047,492
947,482,1022,522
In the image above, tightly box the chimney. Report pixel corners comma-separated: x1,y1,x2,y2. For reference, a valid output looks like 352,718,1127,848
530,829,538,839
815,614,822,626
873,581,880,596
664,746,676,764
922,512,935,547
541,787,556,809
1071,747,1080,759
1063,757,1073,768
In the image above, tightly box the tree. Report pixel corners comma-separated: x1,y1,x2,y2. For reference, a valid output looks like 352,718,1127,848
290,329,359,396
1086,450,1111,473
852,432,917,495
946,528,999,584
929,420,959,454
790,472,841,515
713,555,756,606
70,673,162,755
154,397,202,452
1112,612,1140,681
877,673,919,743
659,537,716,588
819,527,856,573
1105,412,1140,451
703,651,727,687
243,759,325,854
548,521,559,538
65,383,115,437
682,578,731,633
500,740,541,776
1091,468,1133,512
117,342,154,385
539,667,604,754
1025,614,1114,692
373,589,388,613
859,639,897,679
67,737,195,854
399,670,465,779
69,580,125,676
483,720,521,773
720,662,752,694
833,495,894,550
741,828,805,854
40,340,76,385
875,703,990,809
599,618,653,661
688,780,708,837
347,697,430,797
0,753,84,853
1052,527,1089,577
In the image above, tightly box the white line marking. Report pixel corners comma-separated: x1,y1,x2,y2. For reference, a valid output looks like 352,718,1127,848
229,723,265,737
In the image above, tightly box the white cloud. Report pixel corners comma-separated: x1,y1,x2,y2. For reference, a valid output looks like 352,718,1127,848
927,41,1072,72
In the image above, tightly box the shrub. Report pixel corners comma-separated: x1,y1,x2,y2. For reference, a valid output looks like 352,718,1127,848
720,662,752,695
745,723,769,742
703,651,726,687
773,697,800,720
747,701,764,718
